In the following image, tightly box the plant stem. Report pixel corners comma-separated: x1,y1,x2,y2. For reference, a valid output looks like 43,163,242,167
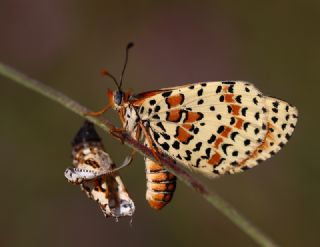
0,62,278,247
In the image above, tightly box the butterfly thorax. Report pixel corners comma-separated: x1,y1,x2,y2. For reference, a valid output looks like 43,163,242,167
122,105,140,134
109,90,141,134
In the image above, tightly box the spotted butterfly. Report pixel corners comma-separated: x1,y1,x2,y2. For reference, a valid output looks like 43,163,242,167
89,43,298,210
65,121,135,219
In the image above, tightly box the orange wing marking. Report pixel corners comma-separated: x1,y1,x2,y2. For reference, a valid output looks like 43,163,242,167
184,112,203,123
235,117,244,129
239,123,274,165
175,126,193,144
182,123,193,130
223,85,229,93
167,109,182,122
225,94,235,103
166,94,184,108
132,91,162,106
214,137,223,149
230,104,241,115
208,152,222,166
221,126,232,138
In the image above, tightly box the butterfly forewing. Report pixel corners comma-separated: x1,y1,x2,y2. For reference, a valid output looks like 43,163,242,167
133,81,297,177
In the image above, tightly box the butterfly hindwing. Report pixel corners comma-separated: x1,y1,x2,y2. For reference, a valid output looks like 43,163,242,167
228,96,298,173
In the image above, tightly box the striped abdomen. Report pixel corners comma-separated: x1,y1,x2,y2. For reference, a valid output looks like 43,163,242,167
145,158,176,210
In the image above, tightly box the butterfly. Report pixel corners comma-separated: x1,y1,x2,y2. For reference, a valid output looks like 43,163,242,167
88,43,298,210
64,121,135,219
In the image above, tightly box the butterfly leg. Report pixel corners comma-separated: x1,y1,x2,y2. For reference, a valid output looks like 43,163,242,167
86,89,116,116
110,124,142,144
139,122,161,161
109,127,128,144
108,108,131,143
85,104,112,116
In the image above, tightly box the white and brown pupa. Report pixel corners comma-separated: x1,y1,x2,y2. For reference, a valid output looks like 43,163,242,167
64,121,135,220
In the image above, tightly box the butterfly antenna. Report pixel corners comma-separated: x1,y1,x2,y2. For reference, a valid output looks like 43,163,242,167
119,42,134,89
101,69,120,90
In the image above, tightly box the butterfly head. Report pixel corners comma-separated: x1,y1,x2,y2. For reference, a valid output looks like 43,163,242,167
106,88,130,110
102,42,134,109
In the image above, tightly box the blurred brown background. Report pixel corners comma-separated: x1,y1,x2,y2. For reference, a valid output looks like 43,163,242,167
0,1,318,246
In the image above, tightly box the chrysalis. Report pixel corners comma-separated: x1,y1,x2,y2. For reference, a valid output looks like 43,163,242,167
65,121,135,219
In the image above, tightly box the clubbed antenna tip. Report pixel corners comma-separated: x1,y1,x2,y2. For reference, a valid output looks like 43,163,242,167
127,42,134,49
119,42,134,88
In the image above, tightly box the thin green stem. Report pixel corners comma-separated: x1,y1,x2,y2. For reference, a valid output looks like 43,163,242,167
0,62,278,247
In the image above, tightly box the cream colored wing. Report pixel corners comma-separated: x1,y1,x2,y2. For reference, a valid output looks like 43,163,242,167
134,81,297,177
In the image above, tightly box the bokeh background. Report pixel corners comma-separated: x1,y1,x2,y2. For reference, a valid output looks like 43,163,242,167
0,1,319,246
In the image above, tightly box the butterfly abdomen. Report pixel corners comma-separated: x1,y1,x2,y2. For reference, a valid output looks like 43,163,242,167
145,158,176,210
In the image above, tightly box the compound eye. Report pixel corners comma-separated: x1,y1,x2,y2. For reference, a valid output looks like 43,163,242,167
114,91,123,105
